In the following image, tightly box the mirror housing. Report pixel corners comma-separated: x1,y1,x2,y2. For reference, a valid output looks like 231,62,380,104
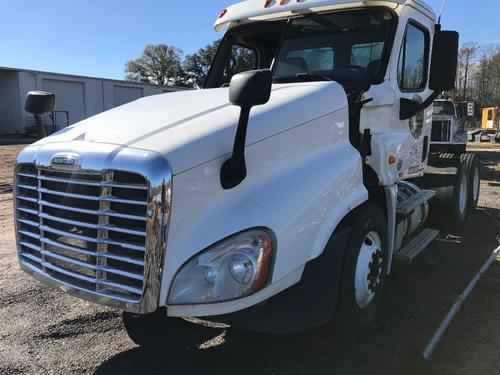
429,30,459,91
229,69,272,108
400,98,420,121
25,91,55,116
25,91,55,138
221,70,273,190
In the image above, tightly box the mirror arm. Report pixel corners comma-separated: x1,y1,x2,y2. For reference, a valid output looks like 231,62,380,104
400,91,442,120
416,91,441,112
220,106,251,190
34,115,47,138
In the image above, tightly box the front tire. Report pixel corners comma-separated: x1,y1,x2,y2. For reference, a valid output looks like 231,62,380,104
123,309,197,350
335,203,388,335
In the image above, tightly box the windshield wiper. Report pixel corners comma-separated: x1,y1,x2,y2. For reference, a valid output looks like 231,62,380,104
274,72,334,83
296,73,333,81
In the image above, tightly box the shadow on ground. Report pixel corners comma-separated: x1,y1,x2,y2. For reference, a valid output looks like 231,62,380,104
94,204,500,375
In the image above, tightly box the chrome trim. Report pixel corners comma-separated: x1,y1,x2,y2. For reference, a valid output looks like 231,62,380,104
14,142,172,314
50,152,82,172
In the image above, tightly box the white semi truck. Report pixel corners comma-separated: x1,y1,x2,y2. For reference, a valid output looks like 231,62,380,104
431,98,468,154
15,0,480,347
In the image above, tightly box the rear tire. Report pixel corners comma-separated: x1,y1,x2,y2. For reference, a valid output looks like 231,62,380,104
461,154,480,214
335,203,388,335
451,160,470,227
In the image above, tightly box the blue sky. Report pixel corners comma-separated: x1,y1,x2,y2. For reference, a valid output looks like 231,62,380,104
0,0,498,80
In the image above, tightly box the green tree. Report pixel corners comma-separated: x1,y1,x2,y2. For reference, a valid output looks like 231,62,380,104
125,44,185,86
183,40,221,88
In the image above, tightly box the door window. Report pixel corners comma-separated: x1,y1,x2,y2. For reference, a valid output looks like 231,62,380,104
397,22,429,91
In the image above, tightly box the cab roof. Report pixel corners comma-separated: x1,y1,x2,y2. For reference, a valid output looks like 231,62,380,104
214,0,436,31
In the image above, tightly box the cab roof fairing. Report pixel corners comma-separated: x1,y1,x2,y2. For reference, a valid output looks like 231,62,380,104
214,0,436,31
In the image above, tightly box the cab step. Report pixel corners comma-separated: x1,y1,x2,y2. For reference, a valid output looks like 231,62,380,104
395,228,439,262
396,189,435,215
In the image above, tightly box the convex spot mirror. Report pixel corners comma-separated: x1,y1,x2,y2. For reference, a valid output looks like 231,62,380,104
25,91,55,116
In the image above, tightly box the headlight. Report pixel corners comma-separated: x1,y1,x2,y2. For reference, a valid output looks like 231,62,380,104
168,228,275,305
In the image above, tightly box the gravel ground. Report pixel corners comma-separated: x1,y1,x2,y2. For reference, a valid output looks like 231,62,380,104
0,144,499,375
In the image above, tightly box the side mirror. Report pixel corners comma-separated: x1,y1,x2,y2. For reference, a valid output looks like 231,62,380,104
400,98,420,121
429,30,459,91
229,69,272,108
221,70,273,190
25,91,55,138
25,91,55,116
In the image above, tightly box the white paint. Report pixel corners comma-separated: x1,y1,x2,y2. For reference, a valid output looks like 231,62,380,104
161,86,367,316
33,82,351,175
362,4,436,181
215,0,435,31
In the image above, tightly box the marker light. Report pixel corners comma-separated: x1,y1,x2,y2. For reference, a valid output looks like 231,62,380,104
264,0,273,8
168,228,275,305
219,9,228,18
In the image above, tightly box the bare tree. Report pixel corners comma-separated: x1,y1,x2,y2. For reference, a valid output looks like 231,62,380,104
456,43,478,101
125,44,185,86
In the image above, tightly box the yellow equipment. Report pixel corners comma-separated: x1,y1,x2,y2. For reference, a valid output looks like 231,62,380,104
482,107,500,130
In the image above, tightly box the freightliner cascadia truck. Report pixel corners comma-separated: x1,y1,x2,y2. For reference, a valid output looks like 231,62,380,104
15,0,480,347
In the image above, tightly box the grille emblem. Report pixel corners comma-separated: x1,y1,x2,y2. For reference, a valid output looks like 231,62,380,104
51,153,81,172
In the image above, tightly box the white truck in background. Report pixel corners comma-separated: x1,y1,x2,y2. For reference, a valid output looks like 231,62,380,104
15,0,481,348
431,98,468,154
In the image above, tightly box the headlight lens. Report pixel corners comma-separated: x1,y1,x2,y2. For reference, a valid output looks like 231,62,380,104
168,228,275,305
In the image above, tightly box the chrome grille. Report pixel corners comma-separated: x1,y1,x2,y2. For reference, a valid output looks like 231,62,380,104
15,164,149,303
431,120,451,142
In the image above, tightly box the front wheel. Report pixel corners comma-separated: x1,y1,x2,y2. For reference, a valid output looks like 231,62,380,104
335,203,388,335
123,309,198,350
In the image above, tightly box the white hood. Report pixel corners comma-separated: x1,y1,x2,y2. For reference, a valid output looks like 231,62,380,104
34,82,347,174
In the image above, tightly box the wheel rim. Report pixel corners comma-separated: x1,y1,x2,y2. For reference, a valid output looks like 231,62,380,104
472,166,480,203
459,172,468,215
355,231,383,309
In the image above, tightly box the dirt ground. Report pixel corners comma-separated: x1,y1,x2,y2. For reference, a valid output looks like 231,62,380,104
0,144,499,375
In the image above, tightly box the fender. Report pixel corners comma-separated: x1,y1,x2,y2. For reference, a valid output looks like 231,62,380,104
161,108,369,317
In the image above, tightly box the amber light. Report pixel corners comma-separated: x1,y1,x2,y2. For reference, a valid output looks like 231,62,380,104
279,0,288,4
264,0,273,7
219,9,228,18
388,155,397,165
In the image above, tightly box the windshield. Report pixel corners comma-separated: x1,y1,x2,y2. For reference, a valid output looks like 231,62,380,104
433,101,456,116
205,8,396,88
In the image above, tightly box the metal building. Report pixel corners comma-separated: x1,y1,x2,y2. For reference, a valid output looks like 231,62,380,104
0,67,183,135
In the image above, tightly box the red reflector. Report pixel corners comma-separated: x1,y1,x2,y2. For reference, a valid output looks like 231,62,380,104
219,9,228,18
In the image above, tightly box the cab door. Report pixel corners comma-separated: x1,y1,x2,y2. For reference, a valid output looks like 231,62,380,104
396,20,432,178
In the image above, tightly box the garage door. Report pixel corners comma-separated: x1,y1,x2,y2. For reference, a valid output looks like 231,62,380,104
42,79,85,127
113,85,143,107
